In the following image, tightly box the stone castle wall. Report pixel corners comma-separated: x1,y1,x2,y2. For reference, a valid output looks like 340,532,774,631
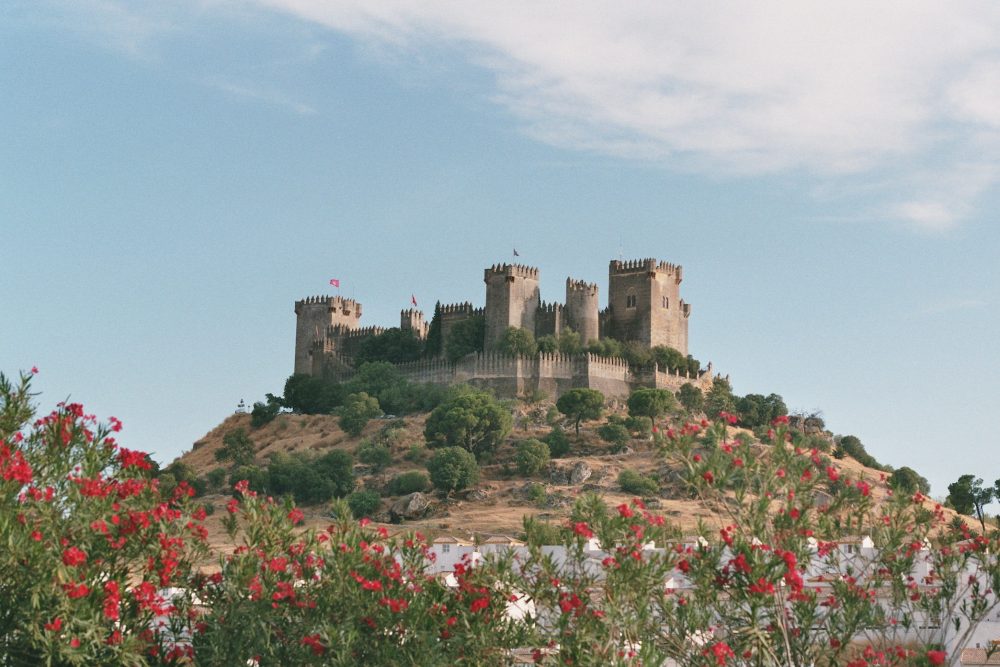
362,352,717,400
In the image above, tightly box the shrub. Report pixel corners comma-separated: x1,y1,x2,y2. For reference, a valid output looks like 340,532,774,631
526,482,547,506
427,447,480,494
597,422,631,452
543,426,570,458
347,490,382,519
624,415,652,437
215,428,255,467
339,392,382,437
250,398,281,428
229,464,268,493
496,326,537,356
515,439,550,476
357,441,393,472
267,450,354,505
206,467,228,489
618,469,659,496
389,471,430,495
404,444,428,463
424,391,512,461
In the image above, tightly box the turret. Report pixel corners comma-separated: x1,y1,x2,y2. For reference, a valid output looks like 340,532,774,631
483,263,541,350
400,308,428,340
564,278,599,345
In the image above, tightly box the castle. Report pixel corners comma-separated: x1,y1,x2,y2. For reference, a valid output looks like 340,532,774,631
294,259,720,398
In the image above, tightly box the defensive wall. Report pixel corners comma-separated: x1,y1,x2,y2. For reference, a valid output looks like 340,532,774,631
359,352,720,400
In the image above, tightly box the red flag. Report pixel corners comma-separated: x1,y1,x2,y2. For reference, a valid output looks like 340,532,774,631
329,278,340,288
411,294,418,307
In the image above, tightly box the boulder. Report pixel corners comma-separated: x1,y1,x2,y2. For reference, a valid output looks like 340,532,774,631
389,492,430,522
569,462,592,485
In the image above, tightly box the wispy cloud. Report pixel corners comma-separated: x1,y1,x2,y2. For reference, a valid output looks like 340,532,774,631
29,0,1000,231
247,0,1000,230
200,76,317,116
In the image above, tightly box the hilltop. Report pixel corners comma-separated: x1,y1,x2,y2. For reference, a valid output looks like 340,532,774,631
168,398,950,550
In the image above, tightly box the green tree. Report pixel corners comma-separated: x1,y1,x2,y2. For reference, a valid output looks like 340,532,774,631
427,447,480,494
445,315,486,362
339,392,382,437
627,388,676,431
282,374,344,414
423,391,512,460
735,393,788,429
250,397,281,428
556,388,605,435
704,377,736,417
557,328,583,355
355,327,424,366
515,439,550,476
889,466,931,495
536,334,559,354
677,383,704,414
424,302,444,357
496,326,537,356
587,338,624,358
216,428,256,467
947,474,994,532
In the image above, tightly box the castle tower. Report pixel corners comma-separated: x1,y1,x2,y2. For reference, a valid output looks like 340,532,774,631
400,308,428,339
606,259,690,354
564,278,599,345
293,296,362,374
483,263,541,350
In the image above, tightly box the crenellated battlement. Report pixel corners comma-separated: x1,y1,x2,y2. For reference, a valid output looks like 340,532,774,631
538,301,565,314
566,277,598,294
608,258,683,277
439,301,476,316
484,263,540,280
341,325,386,339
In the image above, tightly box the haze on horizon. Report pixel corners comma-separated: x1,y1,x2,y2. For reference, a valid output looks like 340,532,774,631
3,1,999,504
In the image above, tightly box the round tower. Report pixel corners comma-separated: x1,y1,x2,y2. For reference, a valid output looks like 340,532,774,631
564,278,599,345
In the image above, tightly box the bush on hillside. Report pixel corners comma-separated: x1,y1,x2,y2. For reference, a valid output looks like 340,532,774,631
357,441,393,472
618,469,659,496
389,471,430,495
267,450,354,505
556,388,605,435
427,447,480,494
543,426,570,458
598,422,631,453
339,392,382,437
677,383,704,414
347,489,381,519
215,428,255,467
515,439,550,476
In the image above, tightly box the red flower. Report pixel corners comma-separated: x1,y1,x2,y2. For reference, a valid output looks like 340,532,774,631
616,503,633,518
287,508,304,525
44,617,62,632
573,522,594,539
61,546,87,567
301,634,325,656
470,595,490,613
63,581,90,599
707,641,735,665
103,580,121,621
927,650,946,665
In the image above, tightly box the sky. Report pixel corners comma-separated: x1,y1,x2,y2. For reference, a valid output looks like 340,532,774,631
3,1,999,501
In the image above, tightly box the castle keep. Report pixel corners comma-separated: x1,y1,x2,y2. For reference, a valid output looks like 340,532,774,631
294,259,716,398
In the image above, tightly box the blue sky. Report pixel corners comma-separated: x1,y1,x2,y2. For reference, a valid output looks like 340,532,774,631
3,1,999,500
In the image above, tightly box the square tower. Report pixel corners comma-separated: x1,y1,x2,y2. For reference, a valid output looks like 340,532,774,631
293,296,362,375
606,259,690,354
483,263,541,350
